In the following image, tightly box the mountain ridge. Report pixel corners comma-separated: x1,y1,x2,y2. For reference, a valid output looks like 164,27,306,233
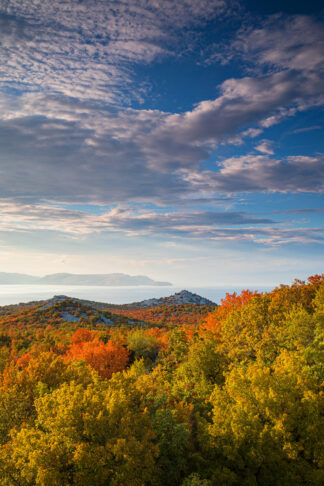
1,290,216,311
0,272,171,286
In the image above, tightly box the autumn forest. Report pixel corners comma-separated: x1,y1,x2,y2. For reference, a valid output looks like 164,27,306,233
0,276,323,485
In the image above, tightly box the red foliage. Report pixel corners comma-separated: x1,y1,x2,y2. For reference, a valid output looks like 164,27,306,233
307,274,323,285
67,339,129,378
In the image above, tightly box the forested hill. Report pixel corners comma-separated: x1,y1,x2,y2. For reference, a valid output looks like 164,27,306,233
0,290,216,328
0,275,323,486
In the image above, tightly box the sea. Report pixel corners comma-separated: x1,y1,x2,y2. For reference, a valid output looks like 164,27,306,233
0,284,272,306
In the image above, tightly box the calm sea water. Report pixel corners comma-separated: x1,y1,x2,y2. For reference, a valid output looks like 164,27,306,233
0,285,272,306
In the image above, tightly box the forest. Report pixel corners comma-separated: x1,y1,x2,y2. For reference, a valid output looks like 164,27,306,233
0,275,323,485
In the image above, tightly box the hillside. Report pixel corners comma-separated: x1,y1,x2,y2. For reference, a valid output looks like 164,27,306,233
0,290,215,329
106,290,217,327
0,295,147,329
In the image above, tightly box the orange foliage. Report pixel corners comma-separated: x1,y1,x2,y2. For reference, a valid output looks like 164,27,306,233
67,338,129,378
111,303,212,327
203,289,260,337
145,327,169,350
70,328,95,344
183,326,195,342
16,352,32,370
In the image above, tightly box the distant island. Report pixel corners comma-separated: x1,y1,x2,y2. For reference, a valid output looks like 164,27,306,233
0,272,171,286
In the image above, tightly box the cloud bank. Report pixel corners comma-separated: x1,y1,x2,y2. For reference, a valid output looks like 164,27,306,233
0,2,323,248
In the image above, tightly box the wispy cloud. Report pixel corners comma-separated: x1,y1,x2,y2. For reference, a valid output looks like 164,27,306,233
292,125,322,134
210,227,324,246
234,14,324,73
255,140,274,155
183,155,324,194
0,200,273,235
0,0,228,102
280,208,324,214
0,199,323,247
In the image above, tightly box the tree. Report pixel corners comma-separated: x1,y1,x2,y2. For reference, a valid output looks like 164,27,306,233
127,329,159,363
67,339,129,379
0,379,158,485
206,352,324,485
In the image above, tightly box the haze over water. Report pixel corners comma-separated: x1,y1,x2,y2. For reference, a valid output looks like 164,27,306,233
0,285,273,306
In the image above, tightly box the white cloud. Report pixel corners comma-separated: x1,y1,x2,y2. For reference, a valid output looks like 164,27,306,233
255,140,274,155
146,67,323,168
183,154,324,193
0,87,323,206
292,125,322,134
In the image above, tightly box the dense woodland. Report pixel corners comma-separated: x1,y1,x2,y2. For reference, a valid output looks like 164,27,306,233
0,275,323,485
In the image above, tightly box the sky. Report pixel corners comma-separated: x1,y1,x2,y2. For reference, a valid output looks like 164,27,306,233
0,0,323,287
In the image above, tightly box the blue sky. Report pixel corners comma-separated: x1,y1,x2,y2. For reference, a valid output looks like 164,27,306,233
0,0,323,286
